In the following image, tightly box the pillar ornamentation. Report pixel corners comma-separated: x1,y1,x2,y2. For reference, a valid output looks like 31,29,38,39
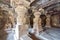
15,5,30,40
33,11,43,35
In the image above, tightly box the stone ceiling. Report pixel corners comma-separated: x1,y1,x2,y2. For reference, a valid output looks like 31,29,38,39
30,0,60,10
0,0,10,5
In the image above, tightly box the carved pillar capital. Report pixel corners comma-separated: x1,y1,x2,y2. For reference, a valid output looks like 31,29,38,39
10,0,31,8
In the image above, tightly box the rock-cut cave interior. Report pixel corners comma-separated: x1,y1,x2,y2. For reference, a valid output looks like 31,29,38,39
0,0,60,40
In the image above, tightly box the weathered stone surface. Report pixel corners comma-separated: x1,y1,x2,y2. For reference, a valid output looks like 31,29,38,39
45,14,51,28
15,5,28,25
20,35,32,40
38,28,60,40
33,11,43,35
0,5,15,40
15,5,29,39
10,0,34,8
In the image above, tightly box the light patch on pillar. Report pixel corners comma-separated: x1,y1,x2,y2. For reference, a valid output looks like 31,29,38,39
14,24,19,40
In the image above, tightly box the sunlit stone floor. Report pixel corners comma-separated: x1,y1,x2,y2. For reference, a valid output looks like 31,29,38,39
6,28,15,40
0,28,15,40
29,27,60,40
0,27,60,40
37,27,60,40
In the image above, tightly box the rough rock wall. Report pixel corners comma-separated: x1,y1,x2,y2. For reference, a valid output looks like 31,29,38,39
0,3,15,40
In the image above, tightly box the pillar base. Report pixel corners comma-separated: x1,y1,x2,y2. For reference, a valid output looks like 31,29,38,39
45,26,51,28
20,34,32,40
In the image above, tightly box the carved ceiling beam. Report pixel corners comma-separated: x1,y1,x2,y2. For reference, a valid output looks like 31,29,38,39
30,0,60,10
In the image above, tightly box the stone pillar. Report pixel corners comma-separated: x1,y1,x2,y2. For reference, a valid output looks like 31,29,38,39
45,14,51,28
33,11,43,35
10,0,34,40
15,5,29,40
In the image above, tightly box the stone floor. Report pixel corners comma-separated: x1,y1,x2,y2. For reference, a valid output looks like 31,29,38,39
0,28,15,40
29,27,60,40
0,27,60,40
37,27,60,40
20,34,32,40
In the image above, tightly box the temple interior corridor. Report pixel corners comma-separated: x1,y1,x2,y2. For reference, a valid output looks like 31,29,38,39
0,0,60,40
